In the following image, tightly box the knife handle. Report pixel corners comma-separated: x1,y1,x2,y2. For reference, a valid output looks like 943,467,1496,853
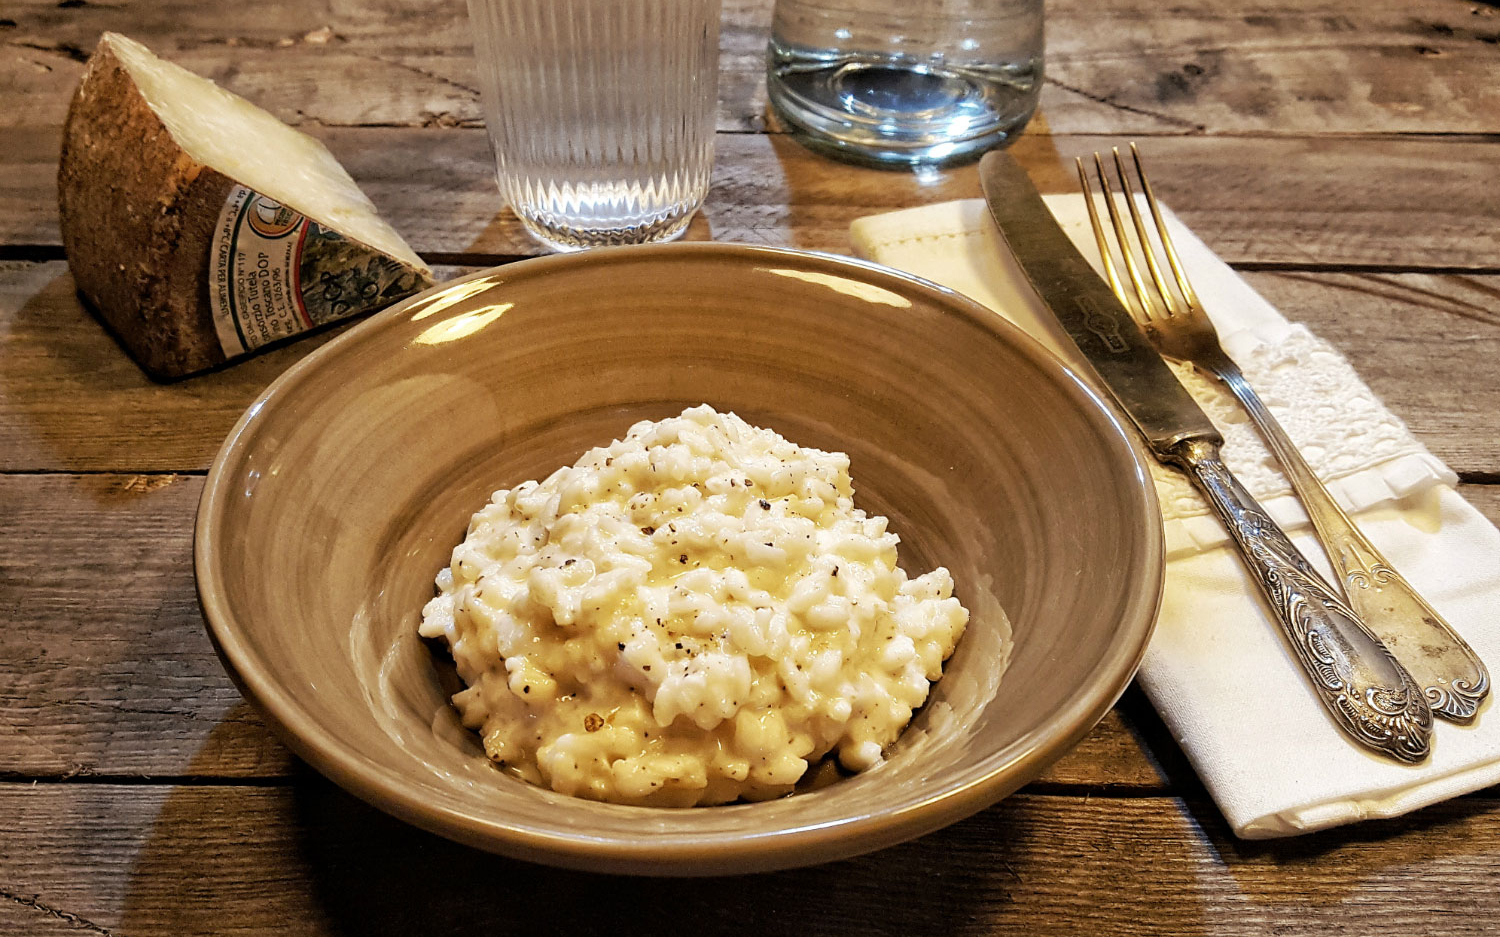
1167,438,1433,763
1215,364,1490,722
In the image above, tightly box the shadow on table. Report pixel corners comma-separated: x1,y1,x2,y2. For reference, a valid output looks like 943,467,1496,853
111,722,1499,936
1179,786,1500,905
109,704,1030,937
1101,681,1500,911
0,262,345,474
1129,697,1500,908
287,775,1012,937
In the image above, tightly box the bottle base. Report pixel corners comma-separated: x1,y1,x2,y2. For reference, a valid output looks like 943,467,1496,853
767,53,1040,168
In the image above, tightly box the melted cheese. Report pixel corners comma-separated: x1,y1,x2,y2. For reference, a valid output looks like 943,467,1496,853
420,406,969,806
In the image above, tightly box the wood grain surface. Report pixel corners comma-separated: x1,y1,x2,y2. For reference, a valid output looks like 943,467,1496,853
0,467,1170,787
4,0,1499,932
2,782,1499,937
6,262,1497,472
7,128,1500,269
3,466,1498,788
4,0,1497,135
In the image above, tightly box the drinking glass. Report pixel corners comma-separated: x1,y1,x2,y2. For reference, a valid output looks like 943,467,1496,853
767,0,1043,167
467,0,722,251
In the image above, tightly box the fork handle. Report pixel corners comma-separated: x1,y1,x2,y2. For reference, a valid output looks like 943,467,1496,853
1214,364,1490,722
1167,437,1433,763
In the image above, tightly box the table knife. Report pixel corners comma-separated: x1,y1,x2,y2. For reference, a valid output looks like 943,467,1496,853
977,150,1433,764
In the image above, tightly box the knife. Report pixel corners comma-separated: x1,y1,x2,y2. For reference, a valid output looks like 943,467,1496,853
978,150,1433,764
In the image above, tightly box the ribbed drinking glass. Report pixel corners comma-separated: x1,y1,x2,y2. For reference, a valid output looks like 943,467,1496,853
467,0,722,251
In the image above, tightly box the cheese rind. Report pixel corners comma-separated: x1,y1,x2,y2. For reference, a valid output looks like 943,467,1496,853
58,33,433,379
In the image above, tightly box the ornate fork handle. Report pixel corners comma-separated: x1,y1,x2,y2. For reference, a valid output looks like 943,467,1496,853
1212,363,1490,722
1168,438,1433,763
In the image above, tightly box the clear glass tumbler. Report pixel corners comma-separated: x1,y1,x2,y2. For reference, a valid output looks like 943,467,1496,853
767,0,1043,167
467,0,721,251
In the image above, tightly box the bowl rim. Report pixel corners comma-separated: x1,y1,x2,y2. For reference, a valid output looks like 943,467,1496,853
194,241,1164,874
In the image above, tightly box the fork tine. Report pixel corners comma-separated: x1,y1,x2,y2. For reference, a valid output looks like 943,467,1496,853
1075,157,1132,313
1112,147,1180,317
1130,142,1202,311
1094,151,1161,322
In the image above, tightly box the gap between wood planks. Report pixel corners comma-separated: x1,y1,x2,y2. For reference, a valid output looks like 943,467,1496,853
6,243,1500,278
0,771,1176,797
0,775,1177,801
2,465,1500,487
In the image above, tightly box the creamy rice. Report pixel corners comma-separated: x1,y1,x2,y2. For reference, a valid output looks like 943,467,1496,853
419,405,969,806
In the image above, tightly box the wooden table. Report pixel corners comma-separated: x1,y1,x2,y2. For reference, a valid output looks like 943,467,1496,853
4,1,1499,933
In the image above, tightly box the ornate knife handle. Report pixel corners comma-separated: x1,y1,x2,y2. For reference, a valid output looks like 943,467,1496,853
1215,365,1489,722
1168,438,1433,763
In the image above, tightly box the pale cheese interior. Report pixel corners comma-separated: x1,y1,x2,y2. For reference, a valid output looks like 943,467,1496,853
103,32,428,272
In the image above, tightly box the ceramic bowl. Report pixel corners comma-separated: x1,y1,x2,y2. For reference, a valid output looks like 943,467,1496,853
195,243,1162,875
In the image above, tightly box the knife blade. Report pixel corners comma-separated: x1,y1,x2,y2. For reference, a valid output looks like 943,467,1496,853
977,151,1219,457
976,149,1433,764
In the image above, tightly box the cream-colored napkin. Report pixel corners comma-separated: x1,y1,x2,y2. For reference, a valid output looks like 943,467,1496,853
851,196,1500,838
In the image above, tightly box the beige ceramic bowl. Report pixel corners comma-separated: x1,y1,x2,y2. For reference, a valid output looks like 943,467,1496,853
196,243,1162,876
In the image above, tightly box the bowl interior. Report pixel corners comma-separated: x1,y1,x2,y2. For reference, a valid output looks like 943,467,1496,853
196,244,1160,874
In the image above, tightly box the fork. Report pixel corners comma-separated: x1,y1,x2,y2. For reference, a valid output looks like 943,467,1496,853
1079,143,1489,723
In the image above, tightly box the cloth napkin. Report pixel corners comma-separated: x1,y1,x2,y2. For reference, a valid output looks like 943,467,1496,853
850,196,1500,838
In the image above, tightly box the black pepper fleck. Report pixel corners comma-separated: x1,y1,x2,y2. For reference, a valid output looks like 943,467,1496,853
618,642,626,651
679,554,688,563
642,526,655,535
760,499,770,509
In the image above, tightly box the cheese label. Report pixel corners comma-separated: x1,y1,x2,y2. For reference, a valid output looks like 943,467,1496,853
207,185,429,357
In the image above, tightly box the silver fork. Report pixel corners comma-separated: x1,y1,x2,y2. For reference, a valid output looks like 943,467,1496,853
1080,143,1489,722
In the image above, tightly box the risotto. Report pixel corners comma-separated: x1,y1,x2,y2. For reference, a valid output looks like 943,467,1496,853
418,405,969,806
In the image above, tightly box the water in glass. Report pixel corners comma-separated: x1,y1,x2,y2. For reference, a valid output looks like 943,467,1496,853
468,0,721,251
767,0,1042,167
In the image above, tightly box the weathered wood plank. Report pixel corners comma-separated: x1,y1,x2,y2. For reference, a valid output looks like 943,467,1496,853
0,471,294,779
5,0,1498,135
5,261,1497,473
3,0,1496,925
0,260,347,473
7,128,1500,270
1249,270,1500,468
2,781,1498,935
305,132,1500,270
0,470,1168,787
1,475,1497,783
1040,0,1500,136
0,0,772,133
0,125,58,249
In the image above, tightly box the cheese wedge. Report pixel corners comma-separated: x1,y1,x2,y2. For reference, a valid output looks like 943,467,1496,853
58,32,434,379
